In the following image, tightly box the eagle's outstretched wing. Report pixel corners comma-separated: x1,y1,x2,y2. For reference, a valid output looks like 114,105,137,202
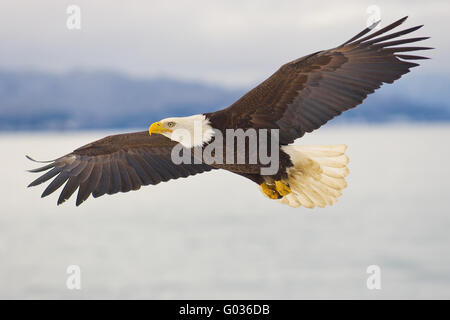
27,131,213,206
211,16,431,144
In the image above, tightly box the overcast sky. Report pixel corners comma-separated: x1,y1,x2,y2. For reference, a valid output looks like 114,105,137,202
0,0,448,87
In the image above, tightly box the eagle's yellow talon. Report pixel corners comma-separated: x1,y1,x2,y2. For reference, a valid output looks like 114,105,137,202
275,180,291,196
260,182,281,200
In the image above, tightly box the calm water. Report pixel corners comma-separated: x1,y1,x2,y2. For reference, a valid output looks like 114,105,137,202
0,124,449,299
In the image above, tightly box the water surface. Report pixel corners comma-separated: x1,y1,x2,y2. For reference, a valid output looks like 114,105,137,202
1,124,449,299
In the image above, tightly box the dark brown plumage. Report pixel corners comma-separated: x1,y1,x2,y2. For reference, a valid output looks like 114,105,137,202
28,132,213,206
28,16,431,207
207,16,431,144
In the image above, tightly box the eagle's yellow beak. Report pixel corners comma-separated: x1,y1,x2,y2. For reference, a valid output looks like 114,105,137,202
148,122,173,135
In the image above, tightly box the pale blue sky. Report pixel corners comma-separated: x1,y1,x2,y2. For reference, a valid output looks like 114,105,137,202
0,0,447,87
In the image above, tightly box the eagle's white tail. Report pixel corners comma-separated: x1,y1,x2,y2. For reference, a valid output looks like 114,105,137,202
279,144,349,208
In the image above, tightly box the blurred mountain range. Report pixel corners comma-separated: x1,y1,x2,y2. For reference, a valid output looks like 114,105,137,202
0,69,449,130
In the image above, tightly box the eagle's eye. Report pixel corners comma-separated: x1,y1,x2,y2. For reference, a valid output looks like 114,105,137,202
167,121,176,128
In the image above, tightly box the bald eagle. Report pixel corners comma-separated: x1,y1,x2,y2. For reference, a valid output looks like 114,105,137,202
28,16,431,208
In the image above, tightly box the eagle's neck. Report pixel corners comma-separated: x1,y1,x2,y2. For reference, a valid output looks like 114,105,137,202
162,114,214,148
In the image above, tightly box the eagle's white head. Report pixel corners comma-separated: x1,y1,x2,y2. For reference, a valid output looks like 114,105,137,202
148,114,214,148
